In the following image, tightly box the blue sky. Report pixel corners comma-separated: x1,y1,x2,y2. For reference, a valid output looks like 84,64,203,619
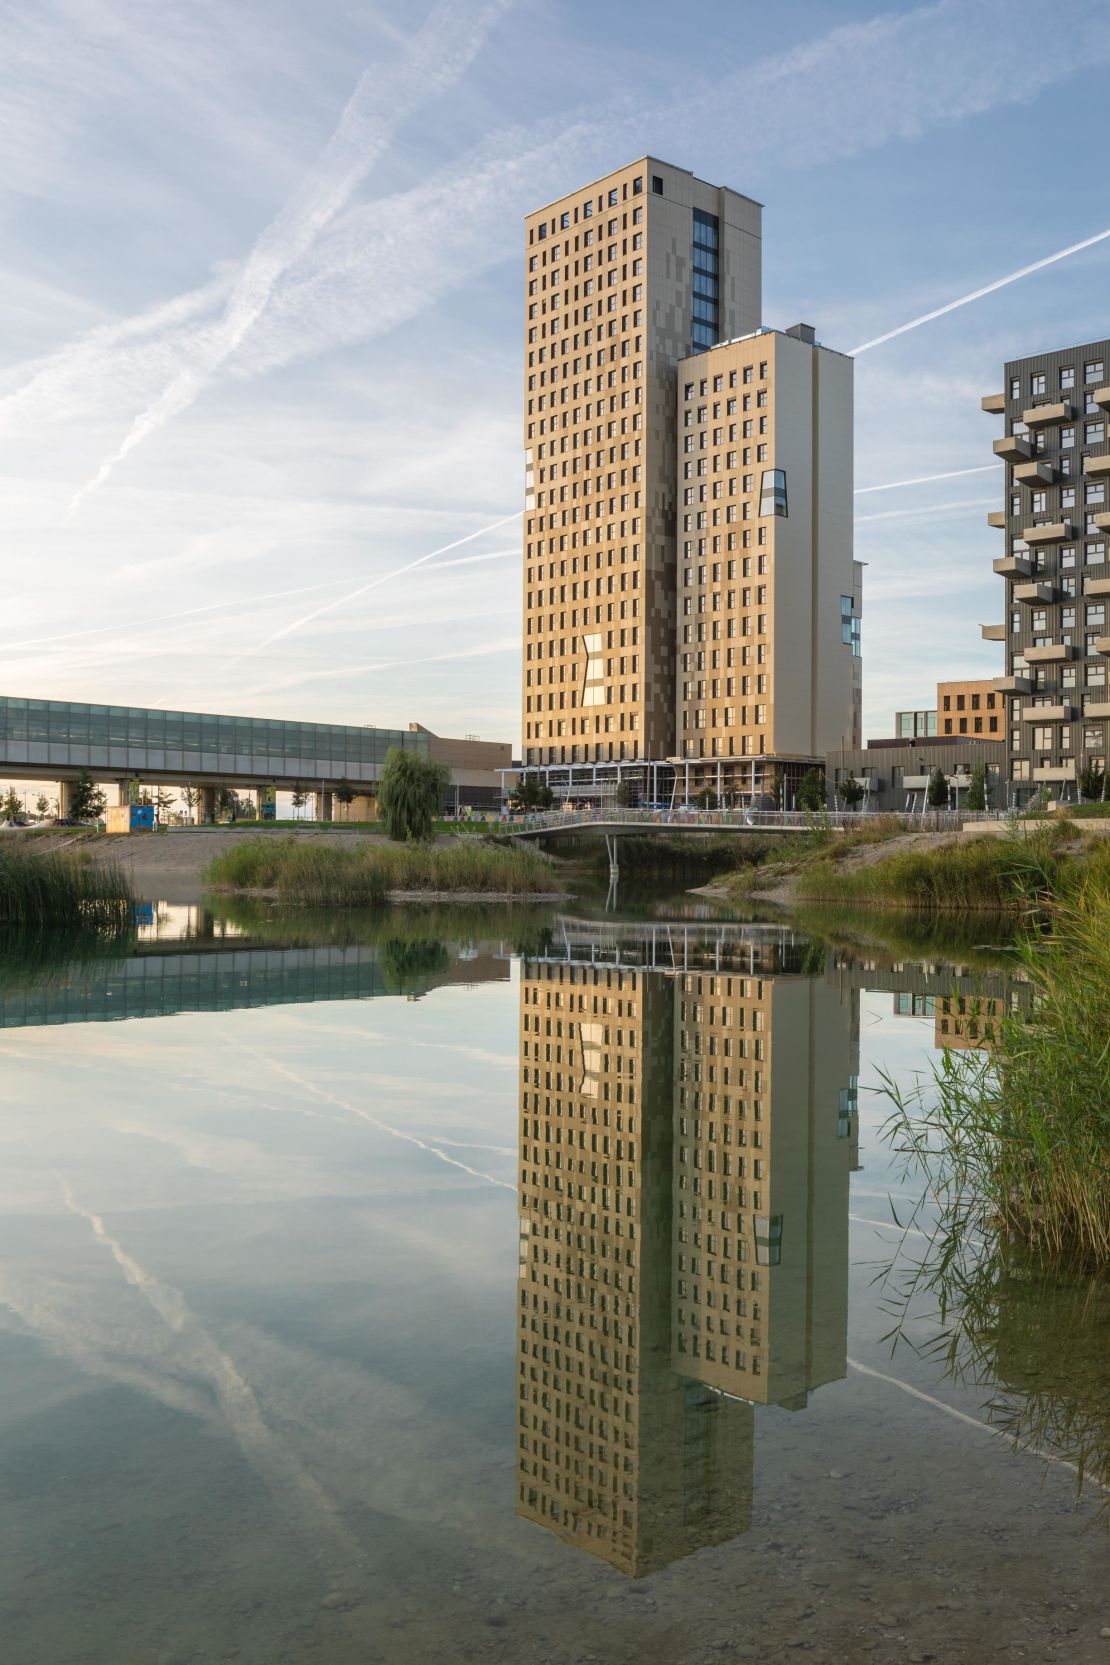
3,0,1110,748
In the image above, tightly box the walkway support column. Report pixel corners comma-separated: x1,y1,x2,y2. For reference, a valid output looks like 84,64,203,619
316,789,333,823
58,780,74,819
197,785,217,825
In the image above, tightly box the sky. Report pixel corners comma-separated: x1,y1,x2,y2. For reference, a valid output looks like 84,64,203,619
3,0,1110,752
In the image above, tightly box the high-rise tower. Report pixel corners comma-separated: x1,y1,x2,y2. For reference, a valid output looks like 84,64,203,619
521,159,762,775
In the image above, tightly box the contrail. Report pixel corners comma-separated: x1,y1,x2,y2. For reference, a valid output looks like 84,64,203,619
59,1180,355,1532
851,226,1110,355
0,576,355,656
855,465,997,494
64,0,515,516
856,496,997,524
221,510,522,670
239,1048,515,1193
847,1357,1109,1493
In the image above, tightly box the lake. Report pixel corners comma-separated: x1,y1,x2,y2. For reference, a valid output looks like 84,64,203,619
0,888,1106,1665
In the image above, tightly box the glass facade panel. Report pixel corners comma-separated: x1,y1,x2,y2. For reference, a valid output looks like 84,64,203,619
0,697,425,780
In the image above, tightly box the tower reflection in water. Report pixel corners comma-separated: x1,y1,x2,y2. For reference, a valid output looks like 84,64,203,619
515,934,859,1575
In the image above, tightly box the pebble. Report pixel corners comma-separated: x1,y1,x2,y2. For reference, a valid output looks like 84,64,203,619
828,1470,847,1480
877,1613,901,1627
319,1590,364,1612
1100,1628,1110,1640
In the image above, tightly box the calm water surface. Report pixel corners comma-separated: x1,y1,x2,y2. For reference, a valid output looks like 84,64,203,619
0,894,1106,1665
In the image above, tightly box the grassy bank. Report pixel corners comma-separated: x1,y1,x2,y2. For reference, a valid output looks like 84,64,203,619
0,845,133,929
794,823,1106,912
204,836,560,904
881,876,1110,1273
715,814,911,900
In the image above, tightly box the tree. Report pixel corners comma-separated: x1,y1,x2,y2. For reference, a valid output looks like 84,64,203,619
927,766,950,809
1078,760,1105,802
69,769,106,823
377,747,451,842
840,778,865,811
508,772,554,812
966,760,991,812
181,783,201,824
615,778,638,809
290,781,309,814
154,787,176,819
35,793,51,819
335,778,356,820
695,785,719,810
2,786,23,823
797,768,826,812
214,784,237,820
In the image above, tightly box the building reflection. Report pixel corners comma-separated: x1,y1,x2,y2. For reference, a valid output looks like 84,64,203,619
515,939,858,1575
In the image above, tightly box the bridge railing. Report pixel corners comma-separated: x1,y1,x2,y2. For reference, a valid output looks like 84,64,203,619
499,806,977,833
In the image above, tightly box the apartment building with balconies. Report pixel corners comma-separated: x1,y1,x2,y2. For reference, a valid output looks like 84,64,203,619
983,340,1110,801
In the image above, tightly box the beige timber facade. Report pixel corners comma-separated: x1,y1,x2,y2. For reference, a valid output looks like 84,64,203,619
675,328,859,801
936,677,1005,743
515,946,858,1574
522,159,762,774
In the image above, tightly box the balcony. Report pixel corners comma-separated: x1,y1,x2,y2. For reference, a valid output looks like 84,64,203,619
996,674,1033,693
1085,701,1110,718
987,511,1007,529
1021,702,1074,722
902,773,972,791
994,434,1033,464
1033,762,1077,783
1013,581,1054,604
980,622,1006,641
993,554,1032,576
1092,511,1110,533
1023,521,1074,544
1085,576,1110,598
1022,400,1072,428
1024,643,1075,663
1096,636,1110,656
981,392,1006,415
1084,453,1110,479
1093,387,1110,414
1013,459,1055,487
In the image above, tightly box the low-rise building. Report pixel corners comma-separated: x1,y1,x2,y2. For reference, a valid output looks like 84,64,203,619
825,735,1005,812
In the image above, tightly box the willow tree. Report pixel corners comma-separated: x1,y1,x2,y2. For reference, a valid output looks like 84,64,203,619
377,748,451,842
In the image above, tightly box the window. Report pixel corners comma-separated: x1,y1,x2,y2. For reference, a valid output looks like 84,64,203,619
1086,421,1106,447
1010,378,1020,399
1031,372,1046,396
1063,426,1075,449
1062,366,1075,390
652,175,663,194
1087,361,1105,384
758,468,787,517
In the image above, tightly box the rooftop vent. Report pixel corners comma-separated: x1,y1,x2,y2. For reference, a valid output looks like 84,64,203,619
785,322,817,345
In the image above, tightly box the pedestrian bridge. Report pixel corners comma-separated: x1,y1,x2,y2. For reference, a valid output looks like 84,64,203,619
498,805,959,873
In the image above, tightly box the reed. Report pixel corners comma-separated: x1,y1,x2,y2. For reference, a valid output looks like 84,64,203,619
795,823,1077,911
204,836,559,902
0,846,133,928
879,873,1110,1273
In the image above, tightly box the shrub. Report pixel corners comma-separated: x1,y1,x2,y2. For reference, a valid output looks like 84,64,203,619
797,768,826,812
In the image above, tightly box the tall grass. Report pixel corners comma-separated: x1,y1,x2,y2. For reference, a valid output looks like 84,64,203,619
204,836,559,903
879,874,1110,1272
796,823,1078,912
0,846,133,928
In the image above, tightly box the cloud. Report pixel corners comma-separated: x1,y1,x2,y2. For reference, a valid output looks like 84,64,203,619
62,0,518,513
10,0,1110,512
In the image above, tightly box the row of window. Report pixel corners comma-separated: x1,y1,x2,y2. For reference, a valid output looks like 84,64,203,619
1012,360,1104,398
